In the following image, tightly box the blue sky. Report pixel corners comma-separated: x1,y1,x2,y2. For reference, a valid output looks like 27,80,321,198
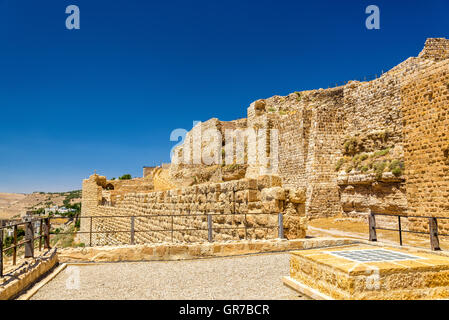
0,0,448,193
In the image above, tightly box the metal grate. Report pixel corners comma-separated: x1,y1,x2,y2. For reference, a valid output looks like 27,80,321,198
327,249,421,262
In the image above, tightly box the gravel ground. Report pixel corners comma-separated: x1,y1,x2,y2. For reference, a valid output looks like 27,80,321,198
30,253,309,300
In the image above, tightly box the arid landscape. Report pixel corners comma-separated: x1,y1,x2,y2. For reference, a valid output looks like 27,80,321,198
0,191,81,219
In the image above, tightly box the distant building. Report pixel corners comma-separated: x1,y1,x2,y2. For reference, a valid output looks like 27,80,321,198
44,205,74,215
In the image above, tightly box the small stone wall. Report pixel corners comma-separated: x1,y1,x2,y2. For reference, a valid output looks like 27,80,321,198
58,238,356,263
81,175,307,246
0,249,58,300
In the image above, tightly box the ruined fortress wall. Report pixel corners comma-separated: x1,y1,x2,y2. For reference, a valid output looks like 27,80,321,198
143,167,156,178
79,176,102,245
278,108,309,189
81,175,307,246
343,78,402,145
401,60,449,232
418,38,449,62
81,38,449,233
273,70,413,219
302,88,346,218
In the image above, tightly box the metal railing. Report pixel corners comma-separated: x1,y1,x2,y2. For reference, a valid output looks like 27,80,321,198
0,217,51,277
72,213,284,246
1,212,285,277
368,212,449,251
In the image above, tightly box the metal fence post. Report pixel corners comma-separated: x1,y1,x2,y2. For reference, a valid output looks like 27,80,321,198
429,217,441,251
369,212,377,242
24,220,34,258
398,216,403,246
171,215,174,243
89,217,93,247
244,214,248,240
39,219,43,251
0,227,3,278
13,225,17,264
278,213,284,239
207,214,213,242
130,216,135,245
44,218,51,249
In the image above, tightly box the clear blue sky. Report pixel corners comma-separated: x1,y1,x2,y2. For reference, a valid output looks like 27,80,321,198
0,0,448,193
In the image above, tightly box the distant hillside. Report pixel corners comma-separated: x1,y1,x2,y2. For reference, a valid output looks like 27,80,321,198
0,190,81,219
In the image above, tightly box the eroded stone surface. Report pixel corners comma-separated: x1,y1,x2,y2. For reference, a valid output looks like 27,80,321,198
289,244,449,300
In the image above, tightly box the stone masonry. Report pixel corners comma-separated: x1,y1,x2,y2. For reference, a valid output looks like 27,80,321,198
81,38,449,243
80,174,307,246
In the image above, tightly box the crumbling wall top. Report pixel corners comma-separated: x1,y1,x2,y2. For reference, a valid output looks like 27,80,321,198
418,38,449,61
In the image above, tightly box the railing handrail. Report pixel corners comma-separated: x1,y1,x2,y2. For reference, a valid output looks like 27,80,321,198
1,212,286,278
0,217,51,277
368,212,443,251
370,212,449,220
1,212,281,231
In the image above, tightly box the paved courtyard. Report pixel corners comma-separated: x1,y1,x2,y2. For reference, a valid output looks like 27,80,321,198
30,253,308,300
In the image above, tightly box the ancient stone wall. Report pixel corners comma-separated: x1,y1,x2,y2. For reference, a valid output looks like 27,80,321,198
401,59,449,232
81,38,449,237
143,166,156,178
418,38,449,62
81,174,307,246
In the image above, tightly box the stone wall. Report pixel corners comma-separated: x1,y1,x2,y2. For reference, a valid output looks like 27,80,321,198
401,59,449,232
81,38,449,238
0,249,57,300
418,38,449,62
81,174,307,246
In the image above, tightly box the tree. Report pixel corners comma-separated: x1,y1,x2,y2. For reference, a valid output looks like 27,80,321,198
119,174,132,180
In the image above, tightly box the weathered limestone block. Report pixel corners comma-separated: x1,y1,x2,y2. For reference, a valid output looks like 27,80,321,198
287,188,306,203
248,190,261,202
236,179,257,191
285,202,306,216
248,202,262,214
235,190,248,203
262,199,283,214
261,187,286,201
257,175,282,190
284,215,307,239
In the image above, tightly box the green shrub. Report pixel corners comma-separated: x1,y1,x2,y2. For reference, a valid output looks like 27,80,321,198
352,156,362,169
361,166,369,173
335,158,345,171
343,137,361,155
373,148,390,158
268,107,276,113
388,159,404,177
391,167,403,177
374,161,387,179
119,174,132,180
360,153,369,161
389,159,404,170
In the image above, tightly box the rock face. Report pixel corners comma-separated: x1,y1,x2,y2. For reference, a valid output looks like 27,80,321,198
81,38,449,241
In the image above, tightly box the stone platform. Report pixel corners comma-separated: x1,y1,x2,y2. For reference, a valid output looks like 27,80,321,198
283,244,449,300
